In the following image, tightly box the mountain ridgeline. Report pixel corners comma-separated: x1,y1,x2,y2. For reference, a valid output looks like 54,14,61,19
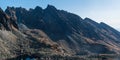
0,5,120,59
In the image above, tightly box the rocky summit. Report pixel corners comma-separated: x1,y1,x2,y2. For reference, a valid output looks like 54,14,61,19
0,5,120,59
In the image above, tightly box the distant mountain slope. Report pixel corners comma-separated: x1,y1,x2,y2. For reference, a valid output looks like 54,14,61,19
0,5,120,59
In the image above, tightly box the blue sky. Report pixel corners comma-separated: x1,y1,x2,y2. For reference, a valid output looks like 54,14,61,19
0,0,120,31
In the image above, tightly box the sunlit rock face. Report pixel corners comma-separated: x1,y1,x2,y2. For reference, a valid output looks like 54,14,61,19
0,5,120,59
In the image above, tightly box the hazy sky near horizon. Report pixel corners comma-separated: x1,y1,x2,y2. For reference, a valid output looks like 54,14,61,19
0,0,120,31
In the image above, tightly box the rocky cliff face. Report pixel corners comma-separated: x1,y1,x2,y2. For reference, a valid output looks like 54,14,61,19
0,5,120,59
0,7,65,59
0,8,18,30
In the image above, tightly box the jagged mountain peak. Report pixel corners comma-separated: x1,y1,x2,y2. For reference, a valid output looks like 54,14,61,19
45,4,57,11
5,6,27,15
47,4,56,9
6,6,27,12
34,6,43,11
100,22,110,26
6,6,15,10
84,17,98,23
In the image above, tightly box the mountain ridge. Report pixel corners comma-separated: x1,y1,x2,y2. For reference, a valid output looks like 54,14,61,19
0,5,120,59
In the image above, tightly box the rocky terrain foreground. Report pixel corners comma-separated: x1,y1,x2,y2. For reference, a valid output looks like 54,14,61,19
0,5,120,60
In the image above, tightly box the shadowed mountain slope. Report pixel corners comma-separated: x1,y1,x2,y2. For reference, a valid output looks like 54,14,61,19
0,7,65,59
0,5,120,59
